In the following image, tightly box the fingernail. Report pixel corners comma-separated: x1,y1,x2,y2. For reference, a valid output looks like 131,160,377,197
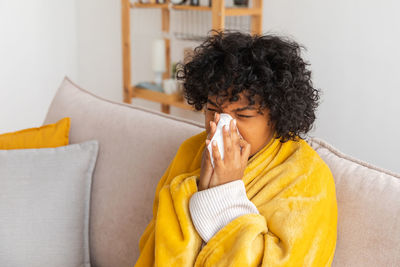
224,125,228,132
209,121,212,127
213,140,217,146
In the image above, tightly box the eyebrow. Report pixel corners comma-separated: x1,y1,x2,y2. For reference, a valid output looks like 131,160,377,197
207,99,256,112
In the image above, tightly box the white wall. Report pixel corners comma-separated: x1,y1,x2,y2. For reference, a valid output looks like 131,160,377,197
262,0,400,173
75,0,122,102
0,0,78,133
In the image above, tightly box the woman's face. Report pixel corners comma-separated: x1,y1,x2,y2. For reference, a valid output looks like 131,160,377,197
205,92,275,159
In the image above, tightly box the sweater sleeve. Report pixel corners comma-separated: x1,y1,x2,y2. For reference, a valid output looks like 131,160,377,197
189,180,259,242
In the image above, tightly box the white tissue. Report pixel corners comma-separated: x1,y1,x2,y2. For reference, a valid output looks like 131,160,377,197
207,113,243,168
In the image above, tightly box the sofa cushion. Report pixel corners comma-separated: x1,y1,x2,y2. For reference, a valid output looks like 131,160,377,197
307,137,400,267
43,77,205,266
0,117,70,149
0,140,99,267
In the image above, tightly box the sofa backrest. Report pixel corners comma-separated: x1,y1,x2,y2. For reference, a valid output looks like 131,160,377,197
307,138,400,266
44,77,205,267
44,77,400,267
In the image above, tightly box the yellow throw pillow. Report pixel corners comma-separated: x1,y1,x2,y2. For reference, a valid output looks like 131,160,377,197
0,117,70,149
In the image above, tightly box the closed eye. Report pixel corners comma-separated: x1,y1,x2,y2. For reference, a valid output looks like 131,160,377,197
207,108,253,118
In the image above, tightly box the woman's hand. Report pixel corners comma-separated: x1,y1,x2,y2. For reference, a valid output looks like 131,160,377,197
208,118,251,188
198,113,220,191
198,113,252,191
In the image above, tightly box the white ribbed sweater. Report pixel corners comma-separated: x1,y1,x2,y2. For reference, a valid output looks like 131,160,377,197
189,180,259,244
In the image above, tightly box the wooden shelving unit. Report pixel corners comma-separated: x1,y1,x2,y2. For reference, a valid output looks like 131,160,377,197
121,0,263,114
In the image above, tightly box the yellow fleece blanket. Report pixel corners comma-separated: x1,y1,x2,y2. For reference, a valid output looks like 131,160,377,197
135,130,338,267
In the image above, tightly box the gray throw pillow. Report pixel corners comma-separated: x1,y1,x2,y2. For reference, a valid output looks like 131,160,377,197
0,140,99,267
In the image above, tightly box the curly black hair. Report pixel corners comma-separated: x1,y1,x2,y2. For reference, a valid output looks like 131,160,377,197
176,29,321,143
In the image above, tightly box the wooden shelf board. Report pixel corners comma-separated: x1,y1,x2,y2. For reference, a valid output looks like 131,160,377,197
130,3,260,15
172,5,211,11
225,7,262,16
131,3,260,13
132,86,196,111
131,3,211,10
130,3,169,9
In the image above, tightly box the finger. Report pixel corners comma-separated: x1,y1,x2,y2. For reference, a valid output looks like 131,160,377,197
205,139,211,151
199,149,213,190
222,124,232,160
210,121,217,140
207,119,217,141
230,119,241,160
215,112,220,125
240,139,251,162
205,146,213,169
239,137,246,149
208,113,221,141
207,112,218,139
212,140,223,167
207,121,212,139
230,119,240,146
199,168,212,190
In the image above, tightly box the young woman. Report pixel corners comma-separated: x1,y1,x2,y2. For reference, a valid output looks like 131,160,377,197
135,30,338,267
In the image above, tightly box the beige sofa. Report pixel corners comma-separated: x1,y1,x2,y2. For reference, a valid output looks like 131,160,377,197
43,77,400,267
